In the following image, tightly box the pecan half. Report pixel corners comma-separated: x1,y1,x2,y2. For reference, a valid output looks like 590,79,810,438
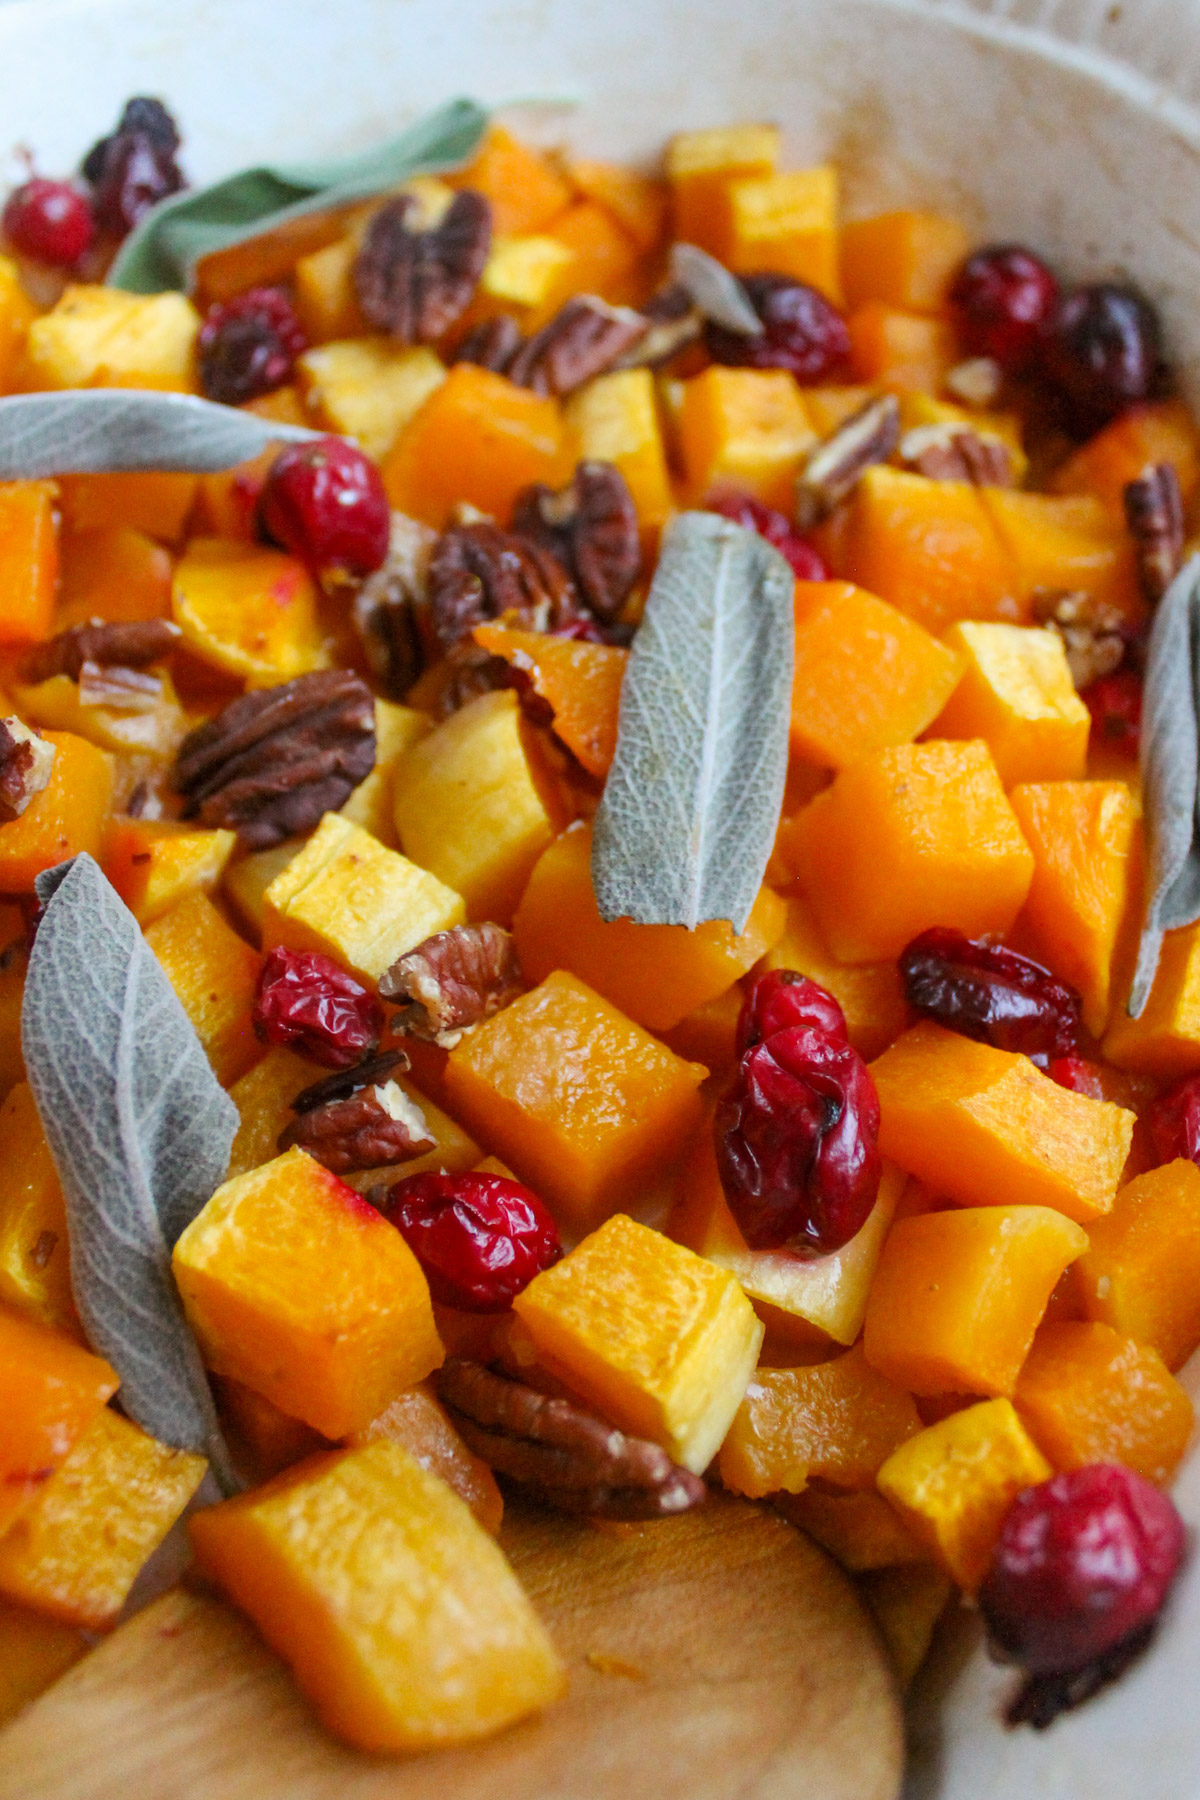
795,394,901,530
352,511,437,697
279,1049,435,1174
511,462,640,622
22,618,181,684
899,423,1015,488
0,718,55,823
438,1358,707,1520
428,519,582,651
174,669,376,850
380,922,522,1044
1125,461,1184,604
1033,588,1128,689
453,314,523,374
354,189,492,345
507,295,649,397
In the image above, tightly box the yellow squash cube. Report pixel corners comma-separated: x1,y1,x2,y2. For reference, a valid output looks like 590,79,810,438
190,1441,564,1752
678,366,816,511
263,811,465,988
14,669,189,764
564,368,673,530
513,1212,763,1473
106,820,236,926
298,338,446,461
224,839,305,939
477,232,577,323
1105,919,1200,1078
337,698,431,848
667,123,780,251
0,1083,77,1335
717,166,840,299
172,538,328,686
0,1598,87,1727
933,622,1090,786
144,891,263,1087
24,286,200,391
0,256,37,396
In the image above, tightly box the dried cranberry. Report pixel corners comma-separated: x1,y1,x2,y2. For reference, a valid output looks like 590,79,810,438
382,1170,563,1311
706,275,850,383
82,97,186,239
258,436,390,588
1147,1074,1200,1168
253,947,383,1069
2,178,94,267
1048,1056,1109,1099
737,968,848,1056
979,1465,1185,1721
708,495,828,580
198,287,308,406
949,244,1060,374
900,928,1082,1063
1042,284,1166,434
1081,667,1142,755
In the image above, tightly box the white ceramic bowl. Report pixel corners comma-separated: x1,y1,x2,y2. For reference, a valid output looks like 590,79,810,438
2,0,1199,1793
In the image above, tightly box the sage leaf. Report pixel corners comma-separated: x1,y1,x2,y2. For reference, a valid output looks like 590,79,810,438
670,243,764,336
591,511,793,933
0,390,321,481
1129,555,1200,1016
22,855,238,1491
110,97,488,294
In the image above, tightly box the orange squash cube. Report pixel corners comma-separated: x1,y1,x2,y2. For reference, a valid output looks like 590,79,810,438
788,579,962,768
0,256,37,396
788,740,1034,962
870,1022,1132,1223
0,730,114,895
513,822,784,1033
847,304,956,394
0,1306,118,1538
445,971,706,1234
776,1487,927,1572
190,1441,564,1752
1014,1320,1192,1484
0,1083,77,1335
451,124,573,236
677,366,816,510
1076,1160,1200,1371
547,200,640,303
859,1564,954,1691
659,984,745,1072
1009,781,1140,1036
719,1344,921,1498
1049,400,1200,514
716,167,841,300
56,525,172,627
756,891,908,1060
346,1383,503,1536
144,891,263,1087
0,941,25,1099
56,471,197,544
173,1146,443,1438
564,368,673,531
105,819,236,925
876,1399,1052,1588
381,364,571,529
982,489,1142,624
473,624,626,780
840,212,972,315
514,1212,762,1472
0,1408,206,1630
1104,920,1200,1079
171,538,327,686
0,481,58,644
862,1205,1088,1396
292,232,369,344
214,1374,329,1483
0,1598,88,1726
565,159,668,254
666,123,780,250
933,622,1090,786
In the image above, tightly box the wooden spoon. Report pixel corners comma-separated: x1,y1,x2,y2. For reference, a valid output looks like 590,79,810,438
0,1494,904,1800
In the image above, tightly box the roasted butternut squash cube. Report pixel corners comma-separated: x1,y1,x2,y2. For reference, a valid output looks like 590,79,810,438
24,286,200,391
1104,920,1200,1079
776,1486,926,1572
870,1022,1132,1222
445,972,706,1234
719,1344,921,1498
659,984,744,1072
933,622,1089,786
337,698,432,848
840,211,972,314
264,812,465,987
0,730,114,895
756,891,907,1060
716,166,840,300
0,481,57,643
297,338,445,461
144,891,263,1087
55,525,172,628
292,233,368,344
860,1563,953,1692
474,232,577,323
56,472,197,544
677,366,816,510
982,488,1141,623
13,667,188,765
452,124,574,236
392,689,562,924
0,1408,206,1630
0,256,37,396
346,1384,503,1536
473,625,625,780
213,1374,329,1484
1076,1160,1200,1371
863,1205,1088,1397
564,159,668,254
789,740,1034,962
1050,399,1200,514
0,941,26,1099
666,123,780,251
223,839,305,940
105,819,236,926
0,1306,118,1538
171,538,327,686
1009,780,1140,1036
0,1083,77,1335
173,1147,443,1438
1014,1320,1192,1484
564,368,673,530
0,1598,88,1726
789,580,962,768
513,822,784,1033
513,1212,762,1472
876,1399,1051,1588
523,204,638,311
847,304,956,394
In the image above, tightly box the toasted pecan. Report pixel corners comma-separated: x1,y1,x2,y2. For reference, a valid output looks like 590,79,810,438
380,923,522,1044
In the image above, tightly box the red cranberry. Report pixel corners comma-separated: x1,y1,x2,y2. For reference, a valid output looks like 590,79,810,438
900,928,1082,1064
949,244,1060,375
198,288,308,407
258,437,390,588
737,968,848,1056
706,275,850,383
382,1170,562,1311
1042,284,1166,434
2,178,94,267
82,96,185,239
1147,1074,1200,1168
1081,667,1142,755
254,947,383,1069
1048,1055,1109,1099
708,495,828,580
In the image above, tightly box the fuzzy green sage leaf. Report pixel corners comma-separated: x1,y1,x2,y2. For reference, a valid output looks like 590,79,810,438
22,855,239,1490
109,97,489,294
0,390,321,480
591,511,794,933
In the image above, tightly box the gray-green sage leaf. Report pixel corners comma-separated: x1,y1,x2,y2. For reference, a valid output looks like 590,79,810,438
0,390,320,479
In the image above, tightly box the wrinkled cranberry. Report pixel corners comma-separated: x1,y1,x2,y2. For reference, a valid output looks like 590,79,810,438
382,1170,562,1311
82,97,186,239
737,968,848,1056
198,287,308,406
706,275,850,383
900,928,1082,1063
258,436,390,588
949,244,1060,374
2,178,94,267
254,947,383,1069
1082,667,1142,755
708,495,828,580
1147,1074,1200,1168
1048,1056,1109,1099
979,1465,1185,1724
1042,284,1166,434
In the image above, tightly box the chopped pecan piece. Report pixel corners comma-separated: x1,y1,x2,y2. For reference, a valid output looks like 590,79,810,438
353,189,492,345
1125,461,1185,603
279,1049,435,1174
77,663,164,712
0,718,55,823
616,282,703,368
507,295,649,397
352,511,437,697
899,423,1015,487
174,669,376,850
1033,588,1128,689
22,617,181,684
427,519,582,651
438,1358,707,1520
511,462,641,622
380,922,523,1044
795,393,901,531
944,356,1003,409
453,314,523,374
